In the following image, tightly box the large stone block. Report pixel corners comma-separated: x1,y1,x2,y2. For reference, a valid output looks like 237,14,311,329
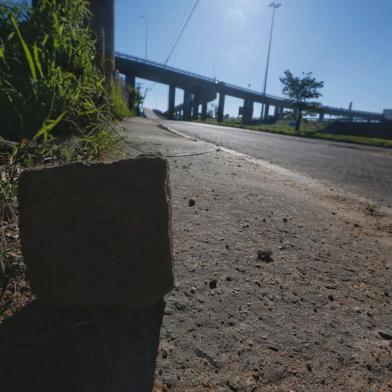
18,157,174,308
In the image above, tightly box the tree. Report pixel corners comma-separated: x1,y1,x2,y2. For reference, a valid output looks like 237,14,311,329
207,103,218,119
126,85,143,116
280,70,324,131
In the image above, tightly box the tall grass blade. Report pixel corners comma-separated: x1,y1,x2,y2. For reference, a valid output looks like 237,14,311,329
0,41,4,61
41,34,49,47
33,43,43,78
33,112,66,141
11,16,36,81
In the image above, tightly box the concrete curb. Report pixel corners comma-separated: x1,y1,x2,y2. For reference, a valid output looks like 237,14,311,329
158,122,268,162
158,122,199,142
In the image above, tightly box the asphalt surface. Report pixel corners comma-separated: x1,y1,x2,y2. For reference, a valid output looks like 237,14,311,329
161,119,392,207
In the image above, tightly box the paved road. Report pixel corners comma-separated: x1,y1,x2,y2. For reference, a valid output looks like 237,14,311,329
161,119,392,206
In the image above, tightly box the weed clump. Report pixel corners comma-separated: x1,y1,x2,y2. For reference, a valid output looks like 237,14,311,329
111,79,134,120
0,0,111,141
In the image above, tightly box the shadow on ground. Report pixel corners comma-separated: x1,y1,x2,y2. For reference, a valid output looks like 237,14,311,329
0,300,164,392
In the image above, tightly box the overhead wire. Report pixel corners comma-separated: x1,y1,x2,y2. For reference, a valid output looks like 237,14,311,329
147,0,200,99
164,0,200,65
164,0,194,58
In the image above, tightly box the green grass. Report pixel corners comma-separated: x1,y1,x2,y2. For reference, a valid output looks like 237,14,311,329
315,133,392,148
196,118,392,148
111,80,134,120
0,0,112,141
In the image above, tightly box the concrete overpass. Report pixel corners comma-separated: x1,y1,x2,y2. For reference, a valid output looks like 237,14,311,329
115,52,383,124
78,0,382,125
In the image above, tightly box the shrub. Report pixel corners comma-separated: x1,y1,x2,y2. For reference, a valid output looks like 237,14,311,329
127,85,144,116
0,0,112,141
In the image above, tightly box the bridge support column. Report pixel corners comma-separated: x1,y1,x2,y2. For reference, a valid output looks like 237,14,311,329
125,74,136,90
242,99,254,124
201,102,207,121
319,112,324,122
183,86,192,121
218,93,225,122
263,103,270,122
192,95,200,120
168,85,176,120
274,105,280,120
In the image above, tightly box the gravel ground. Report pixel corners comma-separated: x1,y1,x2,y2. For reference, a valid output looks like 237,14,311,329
122,117,392,391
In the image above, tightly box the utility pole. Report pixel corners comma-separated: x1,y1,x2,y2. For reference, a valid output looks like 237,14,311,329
141,15,148,59
89,0,115,78
261,2,281,122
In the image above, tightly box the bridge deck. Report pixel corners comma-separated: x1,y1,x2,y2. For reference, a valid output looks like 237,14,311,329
115,52,382,121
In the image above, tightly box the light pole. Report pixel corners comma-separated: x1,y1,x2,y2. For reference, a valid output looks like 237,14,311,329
141,15,148,59
261,2,281,122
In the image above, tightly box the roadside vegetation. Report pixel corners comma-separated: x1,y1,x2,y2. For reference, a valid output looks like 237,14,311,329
198,70,391,148
0,0,133,212
1,0,110,141
197,117,392,148
111,79,135,119
0,0,135,320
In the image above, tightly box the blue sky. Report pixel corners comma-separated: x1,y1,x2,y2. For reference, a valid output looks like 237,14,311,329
115,0,392,116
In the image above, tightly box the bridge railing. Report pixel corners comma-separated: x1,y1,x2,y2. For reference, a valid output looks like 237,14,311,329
219,82,284,101
116,52,218,85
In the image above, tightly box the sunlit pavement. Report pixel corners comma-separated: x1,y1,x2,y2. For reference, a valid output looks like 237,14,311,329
158,117,392,207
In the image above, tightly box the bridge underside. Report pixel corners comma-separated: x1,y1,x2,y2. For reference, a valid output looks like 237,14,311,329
115,53,383,124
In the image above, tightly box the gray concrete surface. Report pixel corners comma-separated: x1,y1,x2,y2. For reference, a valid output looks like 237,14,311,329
120,116,392,391
159,118,392,207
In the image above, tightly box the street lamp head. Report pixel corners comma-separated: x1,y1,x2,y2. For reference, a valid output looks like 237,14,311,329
269,2,282,8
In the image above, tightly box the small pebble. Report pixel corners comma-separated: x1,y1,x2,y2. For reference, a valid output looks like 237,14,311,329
209,279,218,289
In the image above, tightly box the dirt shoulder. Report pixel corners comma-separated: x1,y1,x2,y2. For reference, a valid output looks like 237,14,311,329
121,117,392,391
